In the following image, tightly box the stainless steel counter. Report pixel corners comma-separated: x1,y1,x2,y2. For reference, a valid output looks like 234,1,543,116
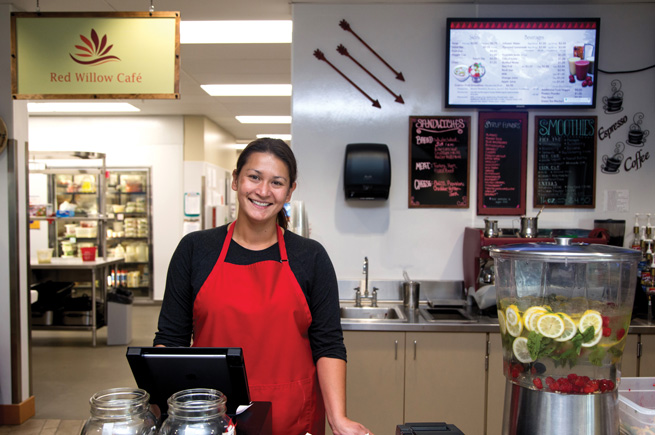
339,302,655,334
30,256,125,346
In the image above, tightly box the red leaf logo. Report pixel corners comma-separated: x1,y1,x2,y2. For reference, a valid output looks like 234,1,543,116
70,29,120,66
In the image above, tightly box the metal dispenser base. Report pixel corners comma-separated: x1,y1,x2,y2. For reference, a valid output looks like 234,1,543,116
502,380,619,435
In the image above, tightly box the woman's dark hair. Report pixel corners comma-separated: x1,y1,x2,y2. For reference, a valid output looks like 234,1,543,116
235,137,297,229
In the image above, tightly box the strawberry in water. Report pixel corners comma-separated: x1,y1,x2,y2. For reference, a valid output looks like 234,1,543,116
617,328,626,340
567,373,578,382
533,378,543,390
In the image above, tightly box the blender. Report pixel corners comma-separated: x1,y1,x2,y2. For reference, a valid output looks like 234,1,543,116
490,239,641,434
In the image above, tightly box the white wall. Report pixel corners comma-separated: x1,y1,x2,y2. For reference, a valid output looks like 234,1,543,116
28,116,185,300
291,3,655,282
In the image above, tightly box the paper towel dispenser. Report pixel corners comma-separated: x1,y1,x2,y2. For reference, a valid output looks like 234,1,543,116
344,143,391,200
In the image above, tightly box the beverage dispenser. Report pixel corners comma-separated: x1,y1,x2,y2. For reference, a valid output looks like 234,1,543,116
490,239,641,434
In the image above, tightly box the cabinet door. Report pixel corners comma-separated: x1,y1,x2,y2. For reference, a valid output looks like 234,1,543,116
640,334,655,377
328,331,405,435
487,333,506,435
622,333,639,377
404,332,487,435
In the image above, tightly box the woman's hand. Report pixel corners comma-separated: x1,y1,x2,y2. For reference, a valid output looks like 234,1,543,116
329,416,373,435
316,357,374,435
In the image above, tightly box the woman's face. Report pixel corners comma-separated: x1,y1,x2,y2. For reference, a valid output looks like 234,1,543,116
232,151,296,225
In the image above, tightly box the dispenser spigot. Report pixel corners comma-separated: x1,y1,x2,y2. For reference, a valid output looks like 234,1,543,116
634,213,642,233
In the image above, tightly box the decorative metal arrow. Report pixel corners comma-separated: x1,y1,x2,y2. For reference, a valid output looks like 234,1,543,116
339,19,405,81
336,44,404,104
313,49,381,109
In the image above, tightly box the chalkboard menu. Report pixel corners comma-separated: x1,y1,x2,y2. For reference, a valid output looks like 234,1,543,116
477,112,528,216
534,116,597,208
408,116,470,208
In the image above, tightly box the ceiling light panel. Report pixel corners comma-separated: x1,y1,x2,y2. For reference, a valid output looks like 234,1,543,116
236,116,291,124
181,20,292,44
28,102,140,113
256,134,291,140
201,84,292,96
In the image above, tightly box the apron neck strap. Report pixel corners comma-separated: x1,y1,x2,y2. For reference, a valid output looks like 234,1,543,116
220,221,288,262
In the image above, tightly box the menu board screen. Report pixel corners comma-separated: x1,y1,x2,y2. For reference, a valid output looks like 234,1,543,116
409,116,470,208
446,18,600,108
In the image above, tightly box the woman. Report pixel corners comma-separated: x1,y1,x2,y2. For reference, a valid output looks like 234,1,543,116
154,138,372,435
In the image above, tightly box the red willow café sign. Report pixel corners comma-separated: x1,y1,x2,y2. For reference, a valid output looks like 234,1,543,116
11,12,180,100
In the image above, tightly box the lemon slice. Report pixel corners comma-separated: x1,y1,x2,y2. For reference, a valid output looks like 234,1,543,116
537,313,565,338
578,310,603,335
497,310,507,335
505,305,523,337
581,328,603,348
529,312,544,333
523,306,548,331
512,337,534,363
554,313,577,342
506,305,521,326
506,320,523,338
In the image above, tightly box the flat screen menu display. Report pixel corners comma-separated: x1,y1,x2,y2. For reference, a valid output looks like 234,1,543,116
446,18,600,108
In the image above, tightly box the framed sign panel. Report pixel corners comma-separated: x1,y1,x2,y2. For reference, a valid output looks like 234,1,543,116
477,112,528,216
534,116,597,208
11,12,180,99
408,116,470,208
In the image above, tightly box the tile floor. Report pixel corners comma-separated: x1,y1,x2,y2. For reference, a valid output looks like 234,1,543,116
0,303,161,434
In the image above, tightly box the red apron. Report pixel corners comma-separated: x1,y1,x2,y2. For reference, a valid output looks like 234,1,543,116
192,222,325,435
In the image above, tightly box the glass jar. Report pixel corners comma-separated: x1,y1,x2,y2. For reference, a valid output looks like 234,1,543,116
159,389,235,435
81,388,158,435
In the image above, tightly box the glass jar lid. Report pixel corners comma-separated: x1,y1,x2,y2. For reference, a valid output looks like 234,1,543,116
489,238,642,262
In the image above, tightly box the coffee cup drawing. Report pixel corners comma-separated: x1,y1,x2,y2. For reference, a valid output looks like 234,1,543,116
628,112,649,146
603,95,623,113
602,154,623,173
628,129,649,146
604,80,624,114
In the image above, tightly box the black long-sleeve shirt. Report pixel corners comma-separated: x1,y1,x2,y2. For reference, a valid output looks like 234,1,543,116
154,224,347,363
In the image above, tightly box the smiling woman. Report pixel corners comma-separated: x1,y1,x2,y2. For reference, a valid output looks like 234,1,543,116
154,138,373,435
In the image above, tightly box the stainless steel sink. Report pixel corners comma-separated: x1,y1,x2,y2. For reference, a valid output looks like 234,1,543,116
419,307,476,323
340,305,408,322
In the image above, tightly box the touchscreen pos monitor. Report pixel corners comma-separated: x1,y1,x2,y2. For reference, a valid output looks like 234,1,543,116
126,347,251,417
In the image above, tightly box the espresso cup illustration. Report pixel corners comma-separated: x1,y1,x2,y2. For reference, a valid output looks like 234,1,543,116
603,96,623,113
628,129,649,145
602,154,622,173
575,60,590,81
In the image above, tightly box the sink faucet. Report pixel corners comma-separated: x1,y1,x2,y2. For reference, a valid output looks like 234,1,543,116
355,256,377,307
